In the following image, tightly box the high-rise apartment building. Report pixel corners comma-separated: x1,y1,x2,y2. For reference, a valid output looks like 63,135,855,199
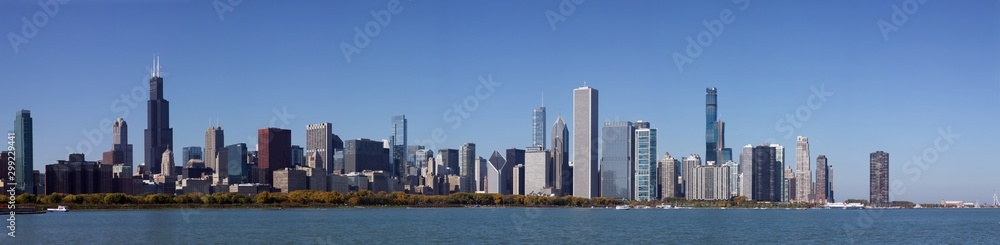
634,121,657,201
870,151,889,206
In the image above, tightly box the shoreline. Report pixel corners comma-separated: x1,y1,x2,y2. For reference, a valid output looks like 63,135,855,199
16,204,999,212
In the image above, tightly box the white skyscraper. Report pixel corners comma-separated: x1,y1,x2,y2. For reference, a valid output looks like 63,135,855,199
795,136,812,202
573,86,599,198
739,144,753,199
525,146,551,195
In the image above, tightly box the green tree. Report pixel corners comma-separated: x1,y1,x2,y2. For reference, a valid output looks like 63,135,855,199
42,193,67,204
15,194,37,204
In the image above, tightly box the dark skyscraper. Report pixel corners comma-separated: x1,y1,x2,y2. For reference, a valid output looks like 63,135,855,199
551,115,571,196
226,143,248,184
144,57,173,175
752,144,781,202
345,138,390,173
815,155,830,203
14,110,33,194
437,149,459,175
258,128,292,185
870,151,889,206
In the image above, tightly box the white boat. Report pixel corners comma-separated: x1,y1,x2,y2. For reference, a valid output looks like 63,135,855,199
656,204,673,209
615,205,631,210
47,206,69,212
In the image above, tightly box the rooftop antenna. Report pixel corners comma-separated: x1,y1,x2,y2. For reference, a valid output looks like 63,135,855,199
541,92,544,107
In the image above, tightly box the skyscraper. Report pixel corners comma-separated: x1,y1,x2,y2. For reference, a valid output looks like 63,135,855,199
161,148,175,177
226,143,248,184
658,153,679,199
390,115,407,177
600,121,634,200
306,123,334,171
682,154,701,199
532,106,546,148
103,118,134,170
795,136,812,203
291,145,304,167
345,139,390,173
258,128,292,185
551,115,571,196
506,148,525,194
486,150,510,194
705,87,718,164
739,144,753,199
437,149,459,175
14,110,33,194
460,143,476,192
144,56,173,175
634,121,657,201
182,147,203,166
752,144,781,202
815,155,830,204
525,146,551,195
573,86,599,198
870,151,889,206
205,123,224,171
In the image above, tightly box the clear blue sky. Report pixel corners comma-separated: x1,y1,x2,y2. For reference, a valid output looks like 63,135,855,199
1,1,997,203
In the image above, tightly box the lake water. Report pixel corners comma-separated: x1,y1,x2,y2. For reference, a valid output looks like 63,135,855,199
3,208,998,244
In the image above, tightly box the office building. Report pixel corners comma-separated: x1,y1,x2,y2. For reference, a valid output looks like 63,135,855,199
437,149,459,175
870,151,889,206
573,86,599,198
600,121,634,200
144,57,174,175
305,123,334,171
44,154,113,195
634,121,657,201
784,165,795,202
794,136,812,203
258,128,292,185
291,145,304,167
205,123,224,174
345,138,390,173
705,87,720,164
273,167,307,193
525,146,551,195
390,115,407,177
551,115,571,196
752,144,781,202
226,143,248,184
475,156,487,192
513,164,525,195
532,106,546,148
486,150,511,194
460,143,476,192
14,110,34,194
182,147,203,166
102,118,134,171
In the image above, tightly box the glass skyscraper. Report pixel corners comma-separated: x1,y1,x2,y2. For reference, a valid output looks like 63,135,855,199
634,121,657,201
706,87,718,164
600,121,633,200
532,106,546,148
14,110,33,194
390,115,407,177
226,143,248,184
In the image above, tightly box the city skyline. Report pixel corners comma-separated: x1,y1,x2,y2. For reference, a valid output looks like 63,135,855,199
0,1,997,203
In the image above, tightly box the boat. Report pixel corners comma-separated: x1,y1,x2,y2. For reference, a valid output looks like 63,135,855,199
47,206,69,212
615,205,631,210
656,204,673,209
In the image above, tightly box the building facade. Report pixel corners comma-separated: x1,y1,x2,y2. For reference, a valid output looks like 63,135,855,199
573,86,599,198
258,128,292,185
551,116,571,196
532,106,546,148
600,121,634,200
390,115,407,177
144,57,174,176
459,143,476,192
815,155,830,203
658,153,679,199
794,136,812,203
524,146,550,195
752,145,781,202
870,151,889,206
14,110,34,194
306,123,334,171
634,121,657,201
